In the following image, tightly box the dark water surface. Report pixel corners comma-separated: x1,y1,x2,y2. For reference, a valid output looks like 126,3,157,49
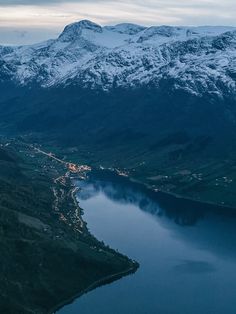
58,171,236,314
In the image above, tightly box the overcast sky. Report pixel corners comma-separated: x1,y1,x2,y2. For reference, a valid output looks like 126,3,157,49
0,0,236,45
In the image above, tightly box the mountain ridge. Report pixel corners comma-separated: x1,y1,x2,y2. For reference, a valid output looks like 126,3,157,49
0,20,236,97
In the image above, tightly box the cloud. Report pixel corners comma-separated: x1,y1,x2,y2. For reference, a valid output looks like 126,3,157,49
0,0,105,4
0,0,235,44
0,0,70,4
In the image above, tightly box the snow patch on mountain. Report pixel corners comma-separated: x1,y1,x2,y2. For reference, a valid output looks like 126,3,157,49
0,20,236,97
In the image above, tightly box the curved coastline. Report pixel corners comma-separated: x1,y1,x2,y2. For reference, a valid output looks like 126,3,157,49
49,265,138,314
49,176,139,314
49,166,235,314
130,178,236,211
94,168,236,211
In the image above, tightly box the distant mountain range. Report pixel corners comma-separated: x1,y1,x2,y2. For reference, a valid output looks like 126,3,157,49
1,20,236,97
1,20,236,207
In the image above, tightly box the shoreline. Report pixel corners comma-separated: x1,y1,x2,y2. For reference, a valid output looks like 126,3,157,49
52,166,232,314
49,174,138,314
28,143,236,313
49,265,137,314
24,143,139,314
119,175,236,211
138,180,236,211
49,164,235,313
90,168,236,211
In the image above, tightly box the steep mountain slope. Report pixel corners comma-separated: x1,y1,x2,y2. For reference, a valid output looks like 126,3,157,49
0,20,236,207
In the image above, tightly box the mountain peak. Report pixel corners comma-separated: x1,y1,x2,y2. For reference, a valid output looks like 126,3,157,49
105,23,146,35
58,20,102,42
1,22,236,95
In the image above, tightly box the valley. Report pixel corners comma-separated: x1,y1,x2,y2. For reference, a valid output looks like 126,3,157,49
0,17,236,314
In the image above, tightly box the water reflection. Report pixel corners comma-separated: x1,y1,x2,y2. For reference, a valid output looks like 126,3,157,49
77,170,236,262
58,169,236,314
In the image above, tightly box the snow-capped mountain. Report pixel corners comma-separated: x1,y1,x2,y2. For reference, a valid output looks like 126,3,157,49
0,20,236,96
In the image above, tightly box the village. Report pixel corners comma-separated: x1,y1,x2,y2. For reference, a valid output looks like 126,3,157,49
33,146,91,178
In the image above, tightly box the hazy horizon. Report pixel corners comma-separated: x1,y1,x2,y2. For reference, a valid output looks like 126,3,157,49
0,0,235,45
